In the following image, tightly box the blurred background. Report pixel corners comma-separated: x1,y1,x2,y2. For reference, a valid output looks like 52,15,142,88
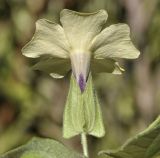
0,0,160,157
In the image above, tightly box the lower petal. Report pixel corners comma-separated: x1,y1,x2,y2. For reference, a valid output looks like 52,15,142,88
91,58,124,74
32,55,71,78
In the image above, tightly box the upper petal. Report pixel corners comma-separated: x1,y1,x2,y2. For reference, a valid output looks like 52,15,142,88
91,24,140,59
60,9,108,51
22,19,70,58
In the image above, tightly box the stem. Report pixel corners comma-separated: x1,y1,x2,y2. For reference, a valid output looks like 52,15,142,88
81,133,89,157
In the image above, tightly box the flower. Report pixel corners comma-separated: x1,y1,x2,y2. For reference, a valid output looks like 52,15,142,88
22,9,140,92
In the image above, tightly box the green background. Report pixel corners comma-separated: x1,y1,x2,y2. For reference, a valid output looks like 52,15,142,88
0,0,160,157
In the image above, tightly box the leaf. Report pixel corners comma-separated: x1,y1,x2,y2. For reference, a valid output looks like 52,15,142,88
0,137,82,158
63,73,105,138
99,115,160,158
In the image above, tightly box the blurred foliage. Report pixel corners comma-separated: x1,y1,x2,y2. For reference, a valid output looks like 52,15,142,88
1,137,82,158
0,0,160,158
100,115,160,158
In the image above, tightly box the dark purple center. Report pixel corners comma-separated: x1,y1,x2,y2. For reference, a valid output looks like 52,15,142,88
78,73,86,92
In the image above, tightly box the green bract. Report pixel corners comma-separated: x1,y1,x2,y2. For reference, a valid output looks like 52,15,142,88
22,9,140,91
63,73,105,138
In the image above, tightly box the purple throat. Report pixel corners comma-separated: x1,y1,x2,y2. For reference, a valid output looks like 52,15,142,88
78,74,86,92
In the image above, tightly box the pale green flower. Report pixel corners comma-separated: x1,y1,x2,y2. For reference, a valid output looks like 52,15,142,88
22,9,140,92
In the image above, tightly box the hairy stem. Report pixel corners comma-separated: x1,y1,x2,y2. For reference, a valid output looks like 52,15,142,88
81,133,89,157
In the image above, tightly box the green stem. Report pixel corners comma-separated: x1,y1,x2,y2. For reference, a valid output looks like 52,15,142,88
81,133,89,157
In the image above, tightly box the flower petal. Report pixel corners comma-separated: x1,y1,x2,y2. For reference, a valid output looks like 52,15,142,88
91,58,124,74
91,24,140,59
32,56,71,78
22,19,70,58
60,9,108,51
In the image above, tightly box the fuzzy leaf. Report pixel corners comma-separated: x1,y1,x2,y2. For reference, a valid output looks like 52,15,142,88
63,74,105,138
0,137,82,158
99,116,160,158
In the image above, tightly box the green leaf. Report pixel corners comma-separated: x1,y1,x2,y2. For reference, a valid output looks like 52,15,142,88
91,24,140,59
63,74,105,138
99,116,160,158
0,137,82,158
